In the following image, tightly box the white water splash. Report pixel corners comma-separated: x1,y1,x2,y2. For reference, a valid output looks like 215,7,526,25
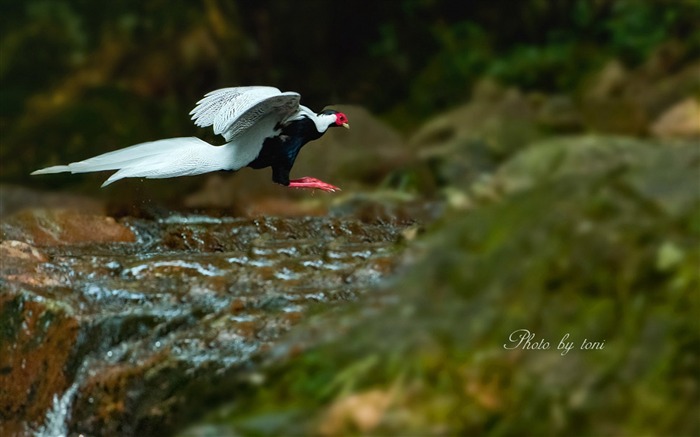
35,380,80,437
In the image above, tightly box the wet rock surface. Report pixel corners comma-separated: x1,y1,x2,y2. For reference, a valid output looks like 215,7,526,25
0,283,80,437
0,210,418,436
2,209,136,246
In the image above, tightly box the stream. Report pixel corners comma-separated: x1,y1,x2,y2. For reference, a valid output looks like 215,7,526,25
1,209,424,436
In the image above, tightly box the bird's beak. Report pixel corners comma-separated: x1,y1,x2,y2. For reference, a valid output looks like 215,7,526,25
342,123,350,129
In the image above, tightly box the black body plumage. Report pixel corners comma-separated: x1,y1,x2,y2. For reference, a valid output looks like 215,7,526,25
247,116,325,186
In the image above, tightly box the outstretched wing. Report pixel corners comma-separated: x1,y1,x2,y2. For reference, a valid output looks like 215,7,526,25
189,86,301,141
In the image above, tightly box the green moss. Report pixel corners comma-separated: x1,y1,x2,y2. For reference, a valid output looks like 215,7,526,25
183,142,699,436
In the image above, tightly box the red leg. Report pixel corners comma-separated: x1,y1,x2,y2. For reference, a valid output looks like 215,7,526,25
288,177,341,192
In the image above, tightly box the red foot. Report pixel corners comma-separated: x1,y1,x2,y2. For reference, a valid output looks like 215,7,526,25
288,177,341,193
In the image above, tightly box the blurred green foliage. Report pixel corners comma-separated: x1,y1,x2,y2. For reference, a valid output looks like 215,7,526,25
402,0,700,119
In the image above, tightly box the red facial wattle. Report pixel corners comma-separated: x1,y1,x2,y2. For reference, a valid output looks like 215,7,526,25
335,113,350,128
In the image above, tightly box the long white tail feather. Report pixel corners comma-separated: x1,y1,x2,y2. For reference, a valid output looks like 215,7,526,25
31,88,295,187
31,137,236,187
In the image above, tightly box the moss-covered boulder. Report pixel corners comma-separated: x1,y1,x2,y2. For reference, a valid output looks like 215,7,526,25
182,139,699,436
407,81,543,190
494,135,699,200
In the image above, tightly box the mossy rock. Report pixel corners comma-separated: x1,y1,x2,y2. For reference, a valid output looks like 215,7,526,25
494,136,700,218
182,141,699,436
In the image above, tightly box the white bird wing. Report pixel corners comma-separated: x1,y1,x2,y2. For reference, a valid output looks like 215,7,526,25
189,86,301,141
32,87,304,188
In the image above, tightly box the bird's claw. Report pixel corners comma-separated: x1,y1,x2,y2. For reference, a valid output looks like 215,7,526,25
288,177,341,193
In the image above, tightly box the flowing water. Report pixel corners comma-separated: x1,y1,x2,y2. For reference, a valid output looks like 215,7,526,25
2,211,420,435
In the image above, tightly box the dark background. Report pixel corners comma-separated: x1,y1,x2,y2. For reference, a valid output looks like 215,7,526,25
1,0,698,188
